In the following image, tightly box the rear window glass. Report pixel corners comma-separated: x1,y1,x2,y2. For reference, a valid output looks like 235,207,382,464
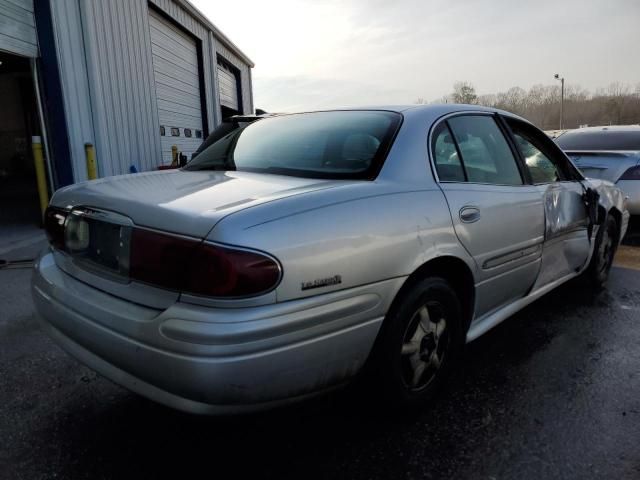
185,111,402,179
556,130,640,150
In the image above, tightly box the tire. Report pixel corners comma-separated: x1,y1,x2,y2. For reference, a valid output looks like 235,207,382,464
368,277,465,409
586,215,618,288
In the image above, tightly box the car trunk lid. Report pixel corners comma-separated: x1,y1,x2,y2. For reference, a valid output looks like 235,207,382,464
51,169,344,238
565,151,640,182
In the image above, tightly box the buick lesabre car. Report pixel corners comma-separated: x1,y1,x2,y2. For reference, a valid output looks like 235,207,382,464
33,105,629,414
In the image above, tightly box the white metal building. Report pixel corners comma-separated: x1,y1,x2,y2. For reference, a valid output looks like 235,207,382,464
0,0,253,230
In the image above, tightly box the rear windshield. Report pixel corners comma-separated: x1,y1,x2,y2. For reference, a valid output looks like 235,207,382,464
184,111,402,179
556,130,640,150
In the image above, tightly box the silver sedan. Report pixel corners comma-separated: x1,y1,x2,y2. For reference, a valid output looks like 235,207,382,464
556,125,640,217
32,105,629,414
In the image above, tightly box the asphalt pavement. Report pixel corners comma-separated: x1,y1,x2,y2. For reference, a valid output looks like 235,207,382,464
1,240,639,480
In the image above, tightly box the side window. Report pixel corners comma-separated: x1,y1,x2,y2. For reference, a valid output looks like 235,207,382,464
507,119,574,184
447,116,523,185
431,122,465,182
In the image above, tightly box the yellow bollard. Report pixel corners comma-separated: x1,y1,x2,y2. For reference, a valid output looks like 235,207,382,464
32,136,49,217
171,145,178,167
85,142,98,180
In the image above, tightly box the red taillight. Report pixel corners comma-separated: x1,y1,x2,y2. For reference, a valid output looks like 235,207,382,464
129,229,198,291
44,206,68,249
129,228,281,297
619,165,640,181
184,243,281,297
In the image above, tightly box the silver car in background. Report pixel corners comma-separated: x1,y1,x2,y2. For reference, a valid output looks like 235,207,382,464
32,105,628,414
556,126,640,216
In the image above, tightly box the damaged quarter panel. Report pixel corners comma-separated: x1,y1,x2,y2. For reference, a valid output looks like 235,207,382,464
588,178,630,238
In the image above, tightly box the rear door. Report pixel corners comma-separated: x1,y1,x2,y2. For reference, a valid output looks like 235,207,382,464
505,117,591,289
431,113,545,318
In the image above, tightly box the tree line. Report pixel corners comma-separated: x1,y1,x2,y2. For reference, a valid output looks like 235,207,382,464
416,81,640,131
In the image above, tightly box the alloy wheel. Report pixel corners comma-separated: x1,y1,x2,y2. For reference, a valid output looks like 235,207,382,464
400,301,449,391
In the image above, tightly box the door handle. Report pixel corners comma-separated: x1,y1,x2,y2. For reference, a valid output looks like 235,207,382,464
459,206,481,223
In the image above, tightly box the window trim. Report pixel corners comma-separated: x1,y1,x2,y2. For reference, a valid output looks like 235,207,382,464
495,114,533,184
428,111,527,187
430,120,468,182
503,116,584,185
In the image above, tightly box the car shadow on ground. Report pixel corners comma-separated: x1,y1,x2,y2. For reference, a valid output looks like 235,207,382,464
30,270,639,480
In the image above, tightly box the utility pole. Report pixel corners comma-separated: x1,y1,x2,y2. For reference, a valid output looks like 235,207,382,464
554,73,565,130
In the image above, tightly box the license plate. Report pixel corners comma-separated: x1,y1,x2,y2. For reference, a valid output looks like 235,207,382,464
65,209,132,278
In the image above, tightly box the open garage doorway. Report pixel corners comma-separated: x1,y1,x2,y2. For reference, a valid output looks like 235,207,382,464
0,50,50,254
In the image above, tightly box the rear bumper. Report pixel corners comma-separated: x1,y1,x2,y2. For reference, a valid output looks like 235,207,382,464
616,180,640,216
32,251,402,414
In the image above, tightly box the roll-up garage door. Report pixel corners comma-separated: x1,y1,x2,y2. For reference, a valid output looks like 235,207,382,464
0,0,38,57
217,61,239,111
149,9,204,165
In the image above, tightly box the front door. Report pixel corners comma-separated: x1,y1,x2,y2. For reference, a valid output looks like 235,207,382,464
431,114,545,318
505,117,591,289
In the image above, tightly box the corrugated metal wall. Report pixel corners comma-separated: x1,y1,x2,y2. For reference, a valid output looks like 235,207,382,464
80,0,163,178
49,0,252,182
0,0,38,57
49,0,94,181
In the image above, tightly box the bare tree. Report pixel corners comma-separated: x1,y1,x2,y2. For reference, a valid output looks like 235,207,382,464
417,81,640,129
451,81,478,104
605,82,631,124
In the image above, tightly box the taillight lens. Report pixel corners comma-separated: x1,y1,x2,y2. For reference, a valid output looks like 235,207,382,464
619,165,640,180
129,229,197,291
129,228,281,297
185,243,281,297
44,206,68,249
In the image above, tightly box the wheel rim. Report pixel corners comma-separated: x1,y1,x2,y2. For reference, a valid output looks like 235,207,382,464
598,224,615,276
400,301,449,391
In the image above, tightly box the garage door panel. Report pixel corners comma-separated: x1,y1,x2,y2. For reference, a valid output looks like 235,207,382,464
155,84,201,109
157,109,203,129
149,8,203,165
218,74,237,90
156,75,200,98
156,99,202,119
217,64,239,110
150,43,198,71
150,44,197,69
151,56,199,85
153,69,199,91
0,0,35,25
149,34,198,69
149,13,197,51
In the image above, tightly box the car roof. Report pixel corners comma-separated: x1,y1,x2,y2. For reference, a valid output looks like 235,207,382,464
311,104,511,115
562,125,640,134
272,104,530,125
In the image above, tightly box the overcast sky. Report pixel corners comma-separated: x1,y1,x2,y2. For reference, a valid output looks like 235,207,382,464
191,0,640,112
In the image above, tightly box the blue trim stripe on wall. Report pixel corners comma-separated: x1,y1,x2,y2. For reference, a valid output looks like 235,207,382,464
33,0,74,188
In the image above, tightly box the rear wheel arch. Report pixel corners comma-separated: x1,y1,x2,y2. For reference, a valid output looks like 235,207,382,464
388,256,475,332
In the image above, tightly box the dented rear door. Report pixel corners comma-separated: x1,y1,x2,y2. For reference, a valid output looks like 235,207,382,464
505,118,591,290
